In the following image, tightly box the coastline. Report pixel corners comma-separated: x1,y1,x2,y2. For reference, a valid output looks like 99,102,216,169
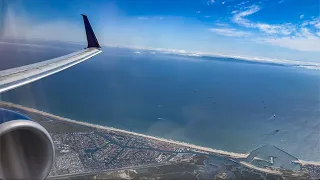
0,101,318,166
0,101,247,158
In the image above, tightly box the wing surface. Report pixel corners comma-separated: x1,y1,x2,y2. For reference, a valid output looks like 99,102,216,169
0,14,102,93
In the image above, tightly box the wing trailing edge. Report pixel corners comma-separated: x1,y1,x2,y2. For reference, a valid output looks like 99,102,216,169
0,15,102,93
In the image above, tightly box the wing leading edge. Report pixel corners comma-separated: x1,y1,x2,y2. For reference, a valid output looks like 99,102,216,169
0,15,102,94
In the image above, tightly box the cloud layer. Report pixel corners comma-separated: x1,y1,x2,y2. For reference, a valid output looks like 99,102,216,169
209,28,251,37
210,4,320,52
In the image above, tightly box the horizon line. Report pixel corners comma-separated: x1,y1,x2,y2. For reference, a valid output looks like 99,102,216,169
1,39,319,70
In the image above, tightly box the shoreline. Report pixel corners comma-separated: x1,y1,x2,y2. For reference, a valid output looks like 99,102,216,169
0,101,247,158
0,101,319,166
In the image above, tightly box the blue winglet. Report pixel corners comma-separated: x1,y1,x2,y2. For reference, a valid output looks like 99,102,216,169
81,14,101,49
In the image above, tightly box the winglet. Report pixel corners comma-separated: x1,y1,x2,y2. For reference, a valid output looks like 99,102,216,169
81,14,101,49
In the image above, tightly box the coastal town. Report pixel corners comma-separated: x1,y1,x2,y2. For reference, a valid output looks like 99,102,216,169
0,101,319,179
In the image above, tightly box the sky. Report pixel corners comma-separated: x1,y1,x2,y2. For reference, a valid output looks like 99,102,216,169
1,0,320,62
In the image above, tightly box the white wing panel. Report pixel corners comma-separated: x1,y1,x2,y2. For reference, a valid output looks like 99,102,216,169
0,48,102,93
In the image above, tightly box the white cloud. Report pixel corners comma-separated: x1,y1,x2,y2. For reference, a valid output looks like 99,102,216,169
260,37,320,52
207,0,215,5
300,28,314,37
237,0,250,7
214,23,229,27
300,14,304,19
231,10,238,14
225,5,320,52
301,19,320,28
209,28,251,37
232,5,296,35
232,5,260,27
136,46,320,70
196,11,201,14
259,27,320,52
256,23,294,35
222,1,226,5
137,17,148,20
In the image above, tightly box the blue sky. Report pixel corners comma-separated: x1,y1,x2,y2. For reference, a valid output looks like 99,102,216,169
1,0,320,62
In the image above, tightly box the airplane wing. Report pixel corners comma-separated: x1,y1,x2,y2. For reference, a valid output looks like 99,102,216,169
0,14,102,94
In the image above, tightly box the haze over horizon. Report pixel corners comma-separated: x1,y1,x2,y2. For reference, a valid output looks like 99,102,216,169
1,0,320,62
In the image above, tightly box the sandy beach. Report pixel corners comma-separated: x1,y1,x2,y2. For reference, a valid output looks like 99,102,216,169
1,101,319,167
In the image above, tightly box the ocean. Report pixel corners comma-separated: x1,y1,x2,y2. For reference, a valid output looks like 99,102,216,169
1,41,319,161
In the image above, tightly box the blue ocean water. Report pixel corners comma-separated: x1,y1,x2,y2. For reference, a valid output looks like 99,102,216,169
1,43,320,161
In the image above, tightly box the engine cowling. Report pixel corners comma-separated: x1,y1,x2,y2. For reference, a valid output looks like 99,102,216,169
0,108,54,180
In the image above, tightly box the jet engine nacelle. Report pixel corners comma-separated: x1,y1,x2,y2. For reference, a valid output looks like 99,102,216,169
0,108,54,180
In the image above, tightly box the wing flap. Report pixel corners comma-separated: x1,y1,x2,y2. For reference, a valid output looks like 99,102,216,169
0,48,101,93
